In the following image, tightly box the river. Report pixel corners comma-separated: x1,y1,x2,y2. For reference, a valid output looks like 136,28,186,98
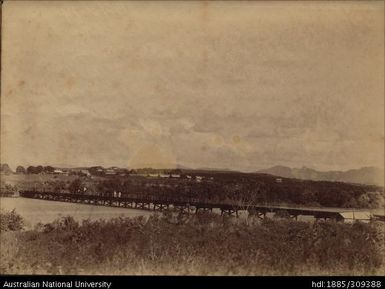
0,197,152,229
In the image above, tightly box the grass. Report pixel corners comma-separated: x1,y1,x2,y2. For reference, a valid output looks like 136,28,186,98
0,210,384,275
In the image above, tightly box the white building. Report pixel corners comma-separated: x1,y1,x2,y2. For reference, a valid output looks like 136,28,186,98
81,170,91,177
338,211,371,223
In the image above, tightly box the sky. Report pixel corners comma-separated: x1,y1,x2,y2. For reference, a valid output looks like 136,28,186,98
1,1,384,172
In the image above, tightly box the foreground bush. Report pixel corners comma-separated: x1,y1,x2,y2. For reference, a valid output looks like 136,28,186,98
0,212,384,275
0,209,24,232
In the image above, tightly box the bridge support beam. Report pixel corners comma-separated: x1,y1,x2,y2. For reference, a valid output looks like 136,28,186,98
153,203,168,211
195,207,213,214
221,208,238,217
248,209,266,219
173,205,189,214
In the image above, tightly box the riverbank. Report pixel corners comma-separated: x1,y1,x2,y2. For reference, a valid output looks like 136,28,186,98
0,210,384,275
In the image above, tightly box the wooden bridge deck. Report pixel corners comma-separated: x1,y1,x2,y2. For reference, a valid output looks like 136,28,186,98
19,191,374,221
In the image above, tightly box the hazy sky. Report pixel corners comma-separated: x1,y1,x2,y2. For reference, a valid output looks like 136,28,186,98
1,1,384,171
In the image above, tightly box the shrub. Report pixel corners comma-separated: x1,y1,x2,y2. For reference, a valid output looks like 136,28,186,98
0,215,383,275
41,216,79,233
0,209,24,232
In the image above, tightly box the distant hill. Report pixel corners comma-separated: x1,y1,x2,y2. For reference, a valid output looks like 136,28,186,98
258,166,384,186
195,167,233,172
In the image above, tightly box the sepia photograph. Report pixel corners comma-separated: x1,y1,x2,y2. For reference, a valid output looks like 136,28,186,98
0,0,384,280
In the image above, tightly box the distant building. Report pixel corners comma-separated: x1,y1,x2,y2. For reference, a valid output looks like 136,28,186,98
115,168,128,176
196,176,203,182
171,174,180,178
276,178,283,183
137,173,148,177
53,169,65,174
81,170,91,177
105,169,116,175
338,211,371,223
160,174,170,178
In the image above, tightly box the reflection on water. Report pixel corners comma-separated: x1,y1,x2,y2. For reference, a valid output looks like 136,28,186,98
0,197,152,229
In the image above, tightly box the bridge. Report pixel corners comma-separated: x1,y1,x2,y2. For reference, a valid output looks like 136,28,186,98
19,190,375,222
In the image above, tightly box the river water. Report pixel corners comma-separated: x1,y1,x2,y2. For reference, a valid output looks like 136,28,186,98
0,197,152,229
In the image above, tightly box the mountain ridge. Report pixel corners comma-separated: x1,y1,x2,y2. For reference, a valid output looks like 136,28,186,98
258,165,384,186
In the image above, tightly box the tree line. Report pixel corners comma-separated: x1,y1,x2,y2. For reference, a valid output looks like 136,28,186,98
56,174,384,209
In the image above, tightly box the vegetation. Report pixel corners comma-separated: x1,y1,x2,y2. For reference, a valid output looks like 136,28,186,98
68,178,84,194
0,163,13,175
0,183,19,197
16,166,26,174
26,165,56,174
0,211,384,275
1,170,384,209
93,174,384,209
0,209,24,232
